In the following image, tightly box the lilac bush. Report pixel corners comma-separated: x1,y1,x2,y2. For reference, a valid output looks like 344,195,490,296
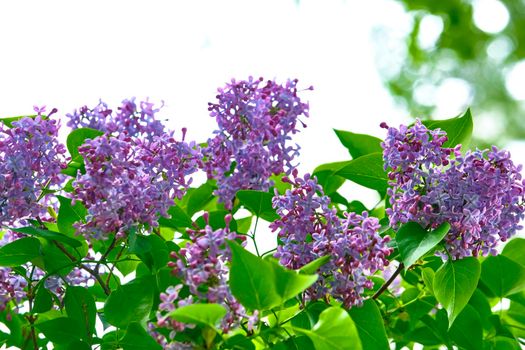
1,81,525,350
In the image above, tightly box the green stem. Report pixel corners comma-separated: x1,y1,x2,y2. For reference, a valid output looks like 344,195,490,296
26,266,39,350
36,179,52,202
251,216,261,256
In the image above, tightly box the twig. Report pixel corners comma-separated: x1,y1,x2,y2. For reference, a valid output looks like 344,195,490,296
372,262,404,300
53,241,111,295
26,267,39,350
95,235,117,273
105,244,126,285
251,216,261,256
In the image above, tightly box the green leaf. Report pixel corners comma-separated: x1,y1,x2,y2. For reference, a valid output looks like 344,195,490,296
228,241,317,310
101,330,122,350
57,196,87,237
54,340,92,350
116,255,140,277
312,161,349,195
33,287,54,313
35,239,79,276
422,109,473,148
448,305,482,350
405,296,437,329
0,312,26,348
270,173,292,194
480,255,525,297
405,326,442,346
104,276,155,328
158,205,193,229
299,255,331,275
36,317,84,344
64,287,97,339
128,234,169,271
502,238,525,267
348,299,389,350
156,267,181,293
485,336,521,350
120,323,162,350
467,289,493,331
333,129,383,159
169,304,227,327
236,216,253,234
335,153,388,196
66,128,104,159
236,190,279,222
421,268,435,295
186,181,216,216
61,161,84,177
293,307,362,350
0,237,41,266
396,222,450,268
433,257,480,327
223,334,256,350
0,114,37,128
10,226,82,248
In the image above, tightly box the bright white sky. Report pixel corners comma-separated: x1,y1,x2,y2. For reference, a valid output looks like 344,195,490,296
0,0,418,214
0,0,522,213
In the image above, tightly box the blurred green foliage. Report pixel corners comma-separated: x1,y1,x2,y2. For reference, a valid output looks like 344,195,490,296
377,0,525,144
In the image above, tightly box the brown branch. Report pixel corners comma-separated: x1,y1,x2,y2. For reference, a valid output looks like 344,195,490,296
95,235,117,273
25,267,39,350
53,241,111,296
105,243,126,286
372,262,404,300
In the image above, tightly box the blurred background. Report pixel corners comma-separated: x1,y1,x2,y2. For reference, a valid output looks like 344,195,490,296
0,0,524,199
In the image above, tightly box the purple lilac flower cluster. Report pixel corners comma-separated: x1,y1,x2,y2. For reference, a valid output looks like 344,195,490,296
151,214,257,348
382,121,525,259
0,112,66,225
270,172,392,307
203,77,311,209
67,98,165,139
73,132,201,239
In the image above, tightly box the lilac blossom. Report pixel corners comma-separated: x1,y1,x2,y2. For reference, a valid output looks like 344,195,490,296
0,111,66,226
67,98,165,139
73,132,200,239
151,214,257,348
270,172,392,307
203,77,311,208
382,121,525,259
